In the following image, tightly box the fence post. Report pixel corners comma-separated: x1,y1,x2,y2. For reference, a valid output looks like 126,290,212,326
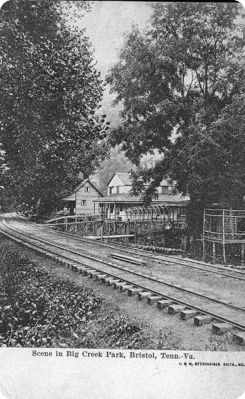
101,220,103,240
75,215,77,233
222,209,226,265
212,242,216,263
202,209,206,261
241,243,245,266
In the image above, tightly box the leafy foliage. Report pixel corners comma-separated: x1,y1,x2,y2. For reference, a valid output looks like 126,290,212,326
0,243,168,349
171,93,245,234
107,3,245,235
205,332,234,351
0,1,109,218
0,244,102,347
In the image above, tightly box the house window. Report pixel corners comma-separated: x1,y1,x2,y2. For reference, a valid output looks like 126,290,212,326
116,186,120,194
161,186,169,194
81,200,86,206
85,187,89,192
109,187,113,195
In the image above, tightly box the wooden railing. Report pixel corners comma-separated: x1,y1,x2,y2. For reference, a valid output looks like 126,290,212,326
43,217,174,238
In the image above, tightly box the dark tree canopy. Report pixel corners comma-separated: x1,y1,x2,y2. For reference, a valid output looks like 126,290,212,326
175,94,245,207
0,0,109,217
107,2,245,235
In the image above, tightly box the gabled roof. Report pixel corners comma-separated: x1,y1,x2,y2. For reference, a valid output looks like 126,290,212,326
63,179,103,201
160,178,170,186
107,172,131,186
107,172,171,188
74,179,103,195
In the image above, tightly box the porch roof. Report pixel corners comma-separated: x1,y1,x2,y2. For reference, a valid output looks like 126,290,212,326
63,194,76,201
94,193,190,206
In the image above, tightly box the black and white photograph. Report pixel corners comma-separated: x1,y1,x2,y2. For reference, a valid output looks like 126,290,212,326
0,1,245,398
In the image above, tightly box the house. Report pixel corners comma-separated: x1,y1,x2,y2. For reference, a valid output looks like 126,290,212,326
107,172,171,196
94,172,190,221
63,179,103,215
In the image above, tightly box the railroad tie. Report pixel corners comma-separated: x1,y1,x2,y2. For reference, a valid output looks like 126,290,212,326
233,331,245,345
88,270,98,278
106,278,120,286
138,291,153,301
194,314,214,326
147,295,163,305
212,322,232,335
70,262,79,267
168,304,186,315
110,253,146,266
80,268,89,276
80,268,92,276
113,281,125,289
77,267,86,274
119,284,134,292
180,309,198,320
117,282,132,291
94,274,107,281
157,299,172,309
99,276,111,284
127,287,144,296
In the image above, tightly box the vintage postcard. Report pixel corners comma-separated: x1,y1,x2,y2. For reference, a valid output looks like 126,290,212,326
0,1,245,398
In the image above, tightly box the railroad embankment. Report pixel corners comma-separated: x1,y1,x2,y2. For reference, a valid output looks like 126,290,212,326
0,236,243,351
0,241,177,349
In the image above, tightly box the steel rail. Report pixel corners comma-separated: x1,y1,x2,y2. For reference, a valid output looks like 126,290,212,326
39,223,245,281
1,219,245,333
3,219,245,312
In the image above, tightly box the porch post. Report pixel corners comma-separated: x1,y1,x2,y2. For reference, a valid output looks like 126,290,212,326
114,202,116,220
114,202,116,234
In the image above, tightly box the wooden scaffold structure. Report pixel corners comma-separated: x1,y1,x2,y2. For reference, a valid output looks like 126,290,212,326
203,209,245,265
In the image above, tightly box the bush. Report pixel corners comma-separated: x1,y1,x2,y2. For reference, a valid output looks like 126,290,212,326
0,243,163,348
0,244,102,347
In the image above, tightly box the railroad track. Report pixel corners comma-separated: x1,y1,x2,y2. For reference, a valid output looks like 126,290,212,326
1,217,245,345
37,222,245,281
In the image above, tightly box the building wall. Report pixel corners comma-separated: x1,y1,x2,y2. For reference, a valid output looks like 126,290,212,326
108,175,172,196
75,182,101,214
157,185,171,195
107,175,131,195
108,185,131,195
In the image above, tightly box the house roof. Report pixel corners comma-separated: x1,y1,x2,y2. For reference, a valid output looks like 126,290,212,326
107,172,131,186
63,178,103,201
107,172,171,188
94,193,190,206
94,193,143,203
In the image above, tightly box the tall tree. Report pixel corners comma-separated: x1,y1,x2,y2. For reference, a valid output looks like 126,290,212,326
107,2,245,235
0,0,109,218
